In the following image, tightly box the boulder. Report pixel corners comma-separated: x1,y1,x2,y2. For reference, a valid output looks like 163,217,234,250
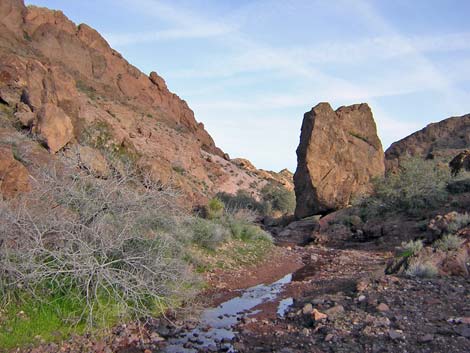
77,145,110,178
35,103,74,153
294,103,384,218
275,217,320,246
0,145,31,199
14,102,35,127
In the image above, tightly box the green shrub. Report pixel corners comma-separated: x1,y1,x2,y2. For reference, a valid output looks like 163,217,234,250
357,157,449,217
260,183,295,215
191,218,231,250
446,213,470,233
216,190,264,214
405,259,439,278
434,234,464,252
206,198,224,220
400,239,424,258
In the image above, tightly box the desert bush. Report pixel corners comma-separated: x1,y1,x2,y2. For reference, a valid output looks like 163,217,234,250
260,182,295,215
446,212,470,233
357,157,449,217
190,218,231,250
400,239,424,258
216,190,264,214
0,167,197,326
405,258,439,278
206,198,224,220
434,234,464,252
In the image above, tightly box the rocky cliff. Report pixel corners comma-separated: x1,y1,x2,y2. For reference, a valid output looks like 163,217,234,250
294,103,384,218
0,0,291,201
385,113,470,172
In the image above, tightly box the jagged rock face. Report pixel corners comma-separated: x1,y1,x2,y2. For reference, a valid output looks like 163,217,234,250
231,158,295,191
294,103,384,218
385,114,470,172
0,0,286,203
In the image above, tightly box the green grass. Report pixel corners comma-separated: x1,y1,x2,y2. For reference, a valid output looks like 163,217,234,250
0,290,175,350
0,295,87,349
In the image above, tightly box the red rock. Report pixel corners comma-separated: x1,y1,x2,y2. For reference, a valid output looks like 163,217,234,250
312,309,328,321
385,113,470,171
0,145,31,199
294,103,384,218
35,103,74,153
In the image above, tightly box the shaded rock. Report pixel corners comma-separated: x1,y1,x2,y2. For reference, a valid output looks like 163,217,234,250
449,150,470,177
77,145,109,178
14,102,35,127
376,303,390,312
294,103,384,218
302,303,313,315
324,305,344,318
0,145,30,199
35,103,74,153
275,218,319,246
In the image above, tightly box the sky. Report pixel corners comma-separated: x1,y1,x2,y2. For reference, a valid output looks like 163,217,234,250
26,0,470,172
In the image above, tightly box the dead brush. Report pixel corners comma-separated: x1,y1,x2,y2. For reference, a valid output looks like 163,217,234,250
0,164,198,326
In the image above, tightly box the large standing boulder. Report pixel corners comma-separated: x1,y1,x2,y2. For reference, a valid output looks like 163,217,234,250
0,145,31,199
294,102,384,218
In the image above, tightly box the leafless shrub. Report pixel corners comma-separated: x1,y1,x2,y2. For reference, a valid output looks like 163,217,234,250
0,164,198,326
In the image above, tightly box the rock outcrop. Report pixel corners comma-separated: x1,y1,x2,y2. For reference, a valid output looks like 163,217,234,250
385,114,470,172
0,0,291,203
0,145,31,199
294,103,384,218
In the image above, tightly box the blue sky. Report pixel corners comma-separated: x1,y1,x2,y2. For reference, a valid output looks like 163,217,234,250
26,0,470,172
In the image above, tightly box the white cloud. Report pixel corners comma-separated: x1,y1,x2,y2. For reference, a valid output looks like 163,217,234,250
110,0,470,170
106,24,232,46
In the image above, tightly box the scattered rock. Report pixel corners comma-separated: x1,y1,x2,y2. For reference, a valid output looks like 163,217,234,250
388,329,404,340
376,303,390,312
302,303,313,315
324,305,345,318
312,309,328,321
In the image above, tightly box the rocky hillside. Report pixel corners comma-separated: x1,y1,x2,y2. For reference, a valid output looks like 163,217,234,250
0,0,292,203
385,113,470,172
294,102,384,218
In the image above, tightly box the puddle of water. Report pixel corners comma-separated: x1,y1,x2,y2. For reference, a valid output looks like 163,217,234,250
163,273,292,353
277,297,293,317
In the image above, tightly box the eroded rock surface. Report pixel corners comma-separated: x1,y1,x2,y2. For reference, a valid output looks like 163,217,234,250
385,113,470,171
294,102,384,218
